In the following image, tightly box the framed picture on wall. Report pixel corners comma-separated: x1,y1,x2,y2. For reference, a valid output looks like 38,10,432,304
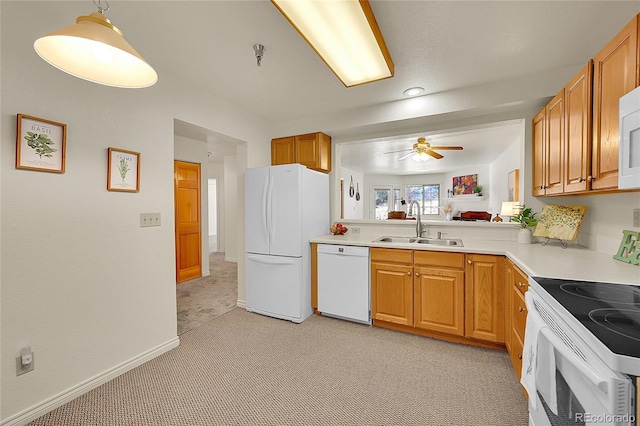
16,113,67,173
508,169,519,201
107,147,140,192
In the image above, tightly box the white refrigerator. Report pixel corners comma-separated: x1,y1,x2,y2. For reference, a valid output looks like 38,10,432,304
245,164,329,323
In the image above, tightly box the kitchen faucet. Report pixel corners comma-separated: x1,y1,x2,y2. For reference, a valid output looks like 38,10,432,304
407,201,423,237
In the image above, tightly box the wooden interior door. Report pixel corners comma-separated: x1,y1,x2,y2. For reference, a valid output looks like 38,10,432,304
174,161,201,283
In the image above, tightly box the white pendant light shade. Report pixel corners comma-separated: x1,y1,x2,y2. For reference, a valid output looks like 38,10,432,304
34,12,157,88
412,151,430,162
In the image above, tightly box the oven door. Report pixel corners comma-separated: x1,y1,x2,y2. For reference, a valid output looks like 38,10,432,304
525,291,634,426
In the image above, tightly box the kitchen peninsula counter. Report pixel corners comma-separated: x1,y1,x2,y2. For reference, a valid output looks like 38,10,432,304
310,233,639,286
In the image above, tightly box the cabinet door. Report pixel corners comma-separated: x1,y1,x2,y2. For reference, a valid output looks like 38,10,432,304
592,15,638,190
294,133,320,170
545,90,565,195
465,254,505,343
371,262,413,326
414,266,465,336
271,137,295,166
532,109,546,196
564,62,593,193
504,261,514,354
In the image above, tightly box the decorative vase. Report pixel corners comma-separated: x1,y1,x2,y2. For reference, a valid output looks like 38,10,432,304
518,228,532,244
445,212,451,221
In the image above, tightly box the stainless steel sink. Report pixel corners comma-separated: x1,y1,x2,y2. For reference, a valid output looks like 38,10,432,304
373,236,463,247
415,238,463,246
374,236,418,243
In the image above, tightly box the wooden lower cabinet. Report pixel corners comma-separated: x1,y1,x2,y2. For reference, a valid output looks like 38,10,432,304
414,252,465,336
371,261,413,326
505,258,529,381
465,254,505,344
371,248,504,347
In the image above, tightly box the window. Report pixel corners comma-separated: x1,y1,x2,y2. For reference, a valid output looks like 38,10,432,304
406,184,440,215
373,187,391,220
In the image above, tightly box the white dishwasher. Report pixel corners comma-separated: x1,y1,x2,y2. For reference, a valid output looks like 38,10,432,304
317,244,371,325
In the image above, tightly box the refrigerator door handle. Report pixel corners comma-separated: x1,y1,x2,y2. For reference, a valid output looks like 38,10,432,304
267,175,274,246
261,177,269,243
247,254,297,265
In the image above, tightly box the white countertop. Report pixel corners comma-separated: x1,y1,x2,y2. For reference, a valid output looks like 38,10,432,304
310,234,640,286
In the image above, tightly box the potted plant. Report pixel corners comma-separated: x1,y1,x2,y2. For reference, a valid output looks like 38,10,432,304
512,205,538,244
473,185,483,196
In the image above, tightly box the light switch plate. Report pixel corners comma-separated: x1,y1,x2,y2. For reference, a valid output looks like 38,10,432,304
140,213,161,227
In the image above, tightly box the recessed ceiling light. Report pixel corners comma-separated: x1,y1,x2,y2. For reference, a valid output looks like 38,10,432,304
403,87,424,97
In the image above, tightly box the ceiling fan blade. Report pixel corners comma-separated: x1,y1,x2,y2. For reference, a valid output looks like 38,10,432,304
426,150,444,159
384,148,413,154
398,151,415,161
430,146,463,150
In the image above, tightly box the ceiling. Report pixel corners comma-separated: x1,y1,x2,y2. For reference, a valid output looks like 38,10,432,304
25,1,640,172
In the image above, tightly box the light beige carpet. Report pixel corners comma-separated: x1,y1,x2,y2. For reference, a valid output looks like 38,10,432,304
30,309,529,425
176,252,238,335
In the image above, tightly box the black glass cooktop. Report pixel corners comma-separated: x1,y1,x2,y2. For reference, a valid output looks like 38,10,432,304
532,277,640,359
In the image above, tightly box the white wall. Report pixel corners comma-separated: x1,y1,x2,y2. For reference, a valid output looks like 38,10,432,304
174,134,210,275
488,136,524,217
0,2,272,423
223,155,238,263
340,167,364,219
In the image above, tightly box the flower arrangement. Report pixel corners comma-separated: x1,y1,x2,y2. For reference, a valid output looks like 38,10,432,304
440,201,453,220
512,205,538,229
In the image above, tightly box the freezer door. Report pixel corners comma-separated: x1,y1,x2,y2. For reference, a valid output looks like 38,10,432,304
245,166,270,254
246,253,303,322
269,165,303,257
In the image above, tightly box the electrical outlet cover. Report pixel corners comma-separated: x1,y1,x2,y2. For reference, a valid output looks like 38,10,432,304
16,354,34,376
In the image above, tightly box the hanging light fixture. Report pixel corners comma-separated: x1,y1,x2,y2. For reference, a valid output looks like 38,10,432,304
33,0,157,88
271,0,393,87
412,150,431,163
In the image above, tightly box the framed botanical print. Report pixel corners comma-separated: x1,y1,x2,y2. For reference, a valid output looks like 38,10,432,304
16,114,66,173
107,147,140,192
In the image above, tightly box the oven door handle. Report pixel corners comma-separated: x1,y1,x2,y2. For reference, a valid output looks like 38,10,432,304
538,325,608,395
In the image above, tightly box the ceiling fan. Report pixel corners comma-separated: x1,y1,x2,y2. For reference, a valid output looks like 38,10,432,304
385,137,463,161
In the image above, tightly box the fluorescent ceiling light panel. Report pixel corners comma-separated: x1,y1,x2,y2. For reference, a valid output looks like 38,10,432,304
272,0,394,87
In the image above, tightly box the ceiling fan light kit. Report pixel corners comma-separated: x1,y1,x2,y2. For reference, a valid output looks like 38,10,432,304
270,0,394,87
33,0,157,88
387,137,464,162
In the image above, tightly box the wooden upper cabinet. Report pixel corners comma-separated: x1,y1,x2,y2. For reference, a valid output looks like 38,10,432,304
271,136,295,166
564,61,593,193
271,132,332,173
545,90,565,195
532,109,546,196
592,14,639,190
465,254,505,344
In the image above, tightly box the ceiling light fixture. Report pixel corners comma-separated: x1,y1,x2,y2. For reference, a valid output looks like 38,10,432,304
271,0,394,87
403,87,424,97
33,0,157,88
412,151,431,163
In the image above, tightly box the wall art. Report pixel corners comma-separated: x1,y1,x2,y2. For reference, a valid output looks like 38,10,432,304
16,113,66,173
452,174,477,195
508,169,519,201
107,147,140,192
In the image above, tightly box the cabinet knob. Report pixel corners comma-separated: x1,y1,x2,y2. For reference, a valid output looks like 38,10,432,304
415,272,420,277
588,175,595,182
518,354,523,360
578,177,585,183
407,271,411,276
519,307,525,313
539,185,544,190
467,259,472,265
517,282,525,288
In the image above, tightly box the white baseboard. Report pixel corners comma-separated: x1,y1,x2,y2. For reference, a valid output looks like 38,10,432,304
236,299,247,308
202,270,211,277
224,256,238,263
1,337,180,426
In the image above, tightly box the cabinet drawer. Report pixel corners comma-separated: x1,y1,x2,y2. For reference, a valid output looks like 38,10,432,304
371,248,412,264
414,251,465,269
509,329,524,380
512,287,527,340
513,264,528,296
